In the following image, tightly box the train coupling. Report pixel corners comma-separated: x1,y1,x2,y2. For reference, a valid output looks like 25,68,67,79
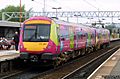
30,55,39,62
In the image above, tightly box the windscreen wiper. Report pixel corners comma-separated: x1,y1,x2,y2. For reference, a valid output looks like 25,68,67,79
28,33,36,41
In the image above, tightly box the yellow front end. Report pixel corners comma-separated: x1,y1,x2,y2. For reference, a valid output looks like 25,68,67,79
23,42,48,52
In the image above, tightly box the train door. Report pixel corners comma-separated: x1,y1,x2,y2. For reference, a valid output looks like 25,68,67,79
74,27,79,49
77,28,83,48
91,29,96,46
80,28,87,48
69,26,74,49
59,25,70,52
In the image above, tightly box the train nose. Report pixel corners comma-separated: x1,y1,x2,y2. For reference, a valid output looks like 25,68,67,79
23,42,48,51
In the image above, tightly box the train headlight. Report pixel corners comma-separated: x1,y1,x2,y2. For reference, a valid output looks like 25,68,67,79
47,46,51,49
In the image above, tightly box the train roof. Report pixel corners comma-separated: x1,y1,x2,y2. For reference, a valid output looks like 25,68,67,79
26,16,109,32
52,18,87,27
26,16,92,28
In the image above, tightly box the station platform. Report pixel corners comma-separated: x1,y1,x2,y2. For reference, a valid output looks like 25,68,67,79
88,48,120,79
110,38,120,41
0,50,20,61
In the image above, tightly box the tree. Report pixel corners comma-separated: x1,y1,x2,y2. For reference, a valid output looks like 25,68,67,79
0,5,26,22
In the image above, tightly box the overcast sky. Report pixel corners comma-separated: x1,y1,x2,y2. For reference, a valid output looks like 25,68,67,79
1,0,120,11
1,0,120,23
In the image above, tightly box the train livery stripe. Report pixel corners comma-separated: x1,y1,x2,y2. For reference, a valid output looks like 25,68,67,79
23,42,48,51
25,20,51,24
50,21,59,46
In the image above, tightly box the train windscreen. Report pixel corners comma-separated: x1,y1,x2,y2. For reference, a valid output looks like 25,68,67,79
23,24,50,42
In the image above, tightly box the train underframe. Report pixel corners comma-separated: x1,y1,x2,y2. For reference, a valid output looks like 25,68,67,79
20,42,110,67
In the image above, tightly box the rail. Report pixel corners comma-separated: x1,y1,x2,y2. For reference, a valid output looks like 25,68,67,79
61,45,120,79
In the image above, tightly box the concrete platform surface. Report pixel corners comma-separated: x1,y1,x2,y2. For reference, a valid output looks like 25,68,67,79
0,50,20,61
88,48,120,79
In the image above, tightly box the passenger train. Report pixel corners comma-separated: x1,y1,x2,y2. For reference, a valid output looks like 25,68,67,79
19,16,110,66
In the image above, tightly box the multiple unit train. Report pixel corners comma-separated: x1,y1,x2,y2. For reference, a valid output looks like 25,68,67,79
19,16,110,66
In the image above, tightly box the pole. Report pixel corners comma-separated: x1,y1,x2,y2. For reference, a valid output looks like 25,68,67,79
52,7,61,18
41,0,46,16
67,17,69,22
98,8,100,22
77,16,78,23
56,9,57,18
111,16,113,24
20,0,22,27
43,0,45,16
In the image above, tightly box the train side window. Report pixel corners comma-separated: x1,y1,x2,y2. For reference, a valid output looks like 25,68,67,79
90,34,92,39
98,34,100,38
61,37,65,41
91,34,95,39
77,33,81,39
83,35,86,37
98,33,101,38
60,25,69,40
81,34,84,39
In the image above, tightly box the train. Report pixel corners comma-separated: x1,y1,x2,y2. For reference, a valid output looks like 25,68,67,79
19,16,110,66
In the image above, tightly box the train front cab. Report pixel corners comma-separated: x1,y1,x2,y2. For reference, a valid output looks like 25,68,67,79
19,17,59,62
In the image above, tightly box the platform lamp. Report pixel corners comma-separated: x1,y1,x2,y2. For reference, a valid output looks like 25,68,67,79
52,7,61,18
74,14,81,23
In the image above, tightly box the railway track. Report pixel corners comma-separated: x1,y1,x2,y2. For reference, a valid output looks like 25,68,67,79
0,39,120,79
62,45,120,79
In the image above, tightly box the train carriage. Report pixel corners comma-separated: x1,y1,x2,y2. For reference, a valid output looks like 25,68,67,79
19,16,110,66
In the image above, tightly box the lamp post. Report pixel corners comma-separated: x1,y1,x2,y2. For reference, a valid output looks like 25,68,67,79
88,17,93,24
52,7,61,18
20,0,22,27
43,0,45,15
98,8,100,21
74,14,81,23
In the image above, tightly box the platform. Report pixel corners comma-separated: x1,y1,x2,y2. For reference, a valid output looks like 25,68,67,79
88,48,120,79
110,38,120,41
0,50,20,61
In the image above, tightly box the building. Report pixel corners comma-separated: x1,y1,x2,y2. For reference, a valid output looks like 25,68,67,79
0,21,20,39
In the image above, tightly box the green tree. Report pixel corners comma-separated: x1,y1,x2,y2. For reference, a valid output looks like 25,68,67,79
0,5,26,22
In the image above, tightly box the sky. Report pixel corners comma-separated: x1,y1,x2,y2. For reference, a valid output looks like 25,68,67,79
1,0,120,11
1,0,120,23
